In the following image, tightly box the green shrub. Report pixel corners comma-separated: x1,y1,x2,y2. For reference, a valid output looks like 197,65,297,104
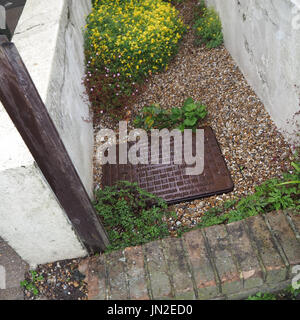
194,6,223,48
133,97,207,131
94,181,175,251
84,0,186,111
247,292,276,300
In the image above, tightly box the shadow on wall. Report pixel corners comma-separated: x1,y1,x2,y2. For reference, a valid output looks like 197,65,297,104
0,0,26,40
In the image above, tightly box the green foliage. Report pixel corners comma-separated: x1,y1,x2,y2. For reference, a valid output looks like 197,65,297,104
134,104,170,130
247,292,276,300
20,270,44,296
247,285,300,300
194,6,223,48
94,181,175,251
84,0,186,111
277,162,300,186
197,0,206,12
133,97,207,131
193,169,299,231
198,207,227,228
164,0,186,4
285,284,300,299
229,176,298,216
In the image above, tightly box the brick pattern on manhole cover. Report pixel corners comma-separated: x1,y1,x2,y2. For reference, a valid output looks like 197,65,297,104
102,127,234,204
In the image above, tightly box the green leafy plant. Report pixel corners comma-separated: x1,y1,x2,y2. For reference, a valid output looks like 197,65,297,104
134,104,170,130
94,181,175,251
133,97,207,131
20,270,44,296
194,6,223,48
277,162,300,186
246,284,300,300
247,292,276,300
285,284,300,299
188,167,299,232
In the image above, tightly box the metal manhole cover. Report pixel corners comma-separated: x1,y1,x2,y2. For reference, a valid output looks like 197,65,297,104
102,127,234,204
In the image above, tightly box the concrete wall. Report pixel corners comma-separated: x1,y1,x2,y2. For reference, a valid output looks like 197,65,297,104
0,0,94,266
206,0,300,145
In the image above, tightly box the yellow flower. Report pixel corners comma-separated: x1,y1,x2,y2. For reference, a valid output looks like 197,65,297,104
85,0,186,86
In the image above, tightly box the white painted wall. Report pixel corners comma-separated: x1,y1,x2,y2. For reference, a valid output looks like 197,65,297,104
205,0,300,145
0,0,94,266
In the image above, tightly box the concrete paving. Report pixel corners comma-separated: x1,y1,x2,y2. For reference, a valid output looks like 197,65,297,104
0,237,28,300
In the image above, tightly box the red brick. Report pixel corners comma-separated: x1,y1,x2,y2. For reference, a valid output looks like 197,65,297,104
144,240,173,299
106,251,129,300
183,229,219,299
266,211,300,266
83,256,107,300
161,238,195,299
226,220,263,289
204,224,242,295
286,210,300,239
124,246,149,300
245,215,287,284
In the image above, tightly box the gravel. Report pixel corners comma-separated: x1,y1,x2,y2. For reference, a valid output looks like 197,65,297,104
23,259,88,300
93,0,294,235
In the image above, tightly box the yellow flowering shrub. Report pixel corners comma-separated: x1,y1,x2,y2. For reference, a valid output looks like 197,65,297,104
84,0,186,112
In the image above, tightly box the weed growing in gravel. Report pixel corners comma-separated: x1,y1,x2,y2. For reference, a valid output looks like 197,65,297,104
285,284,300,299
133,97,207,131
93,181,175,251
247,292,277,300
194,4,223,48
188,165,300,231
84,0,186,112
20,271,44,296
247,285,300,300
277,162,300,186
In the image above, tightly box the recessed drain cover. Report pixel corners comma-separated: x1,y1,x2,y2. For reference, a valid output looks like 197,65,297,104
102,127,234,204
